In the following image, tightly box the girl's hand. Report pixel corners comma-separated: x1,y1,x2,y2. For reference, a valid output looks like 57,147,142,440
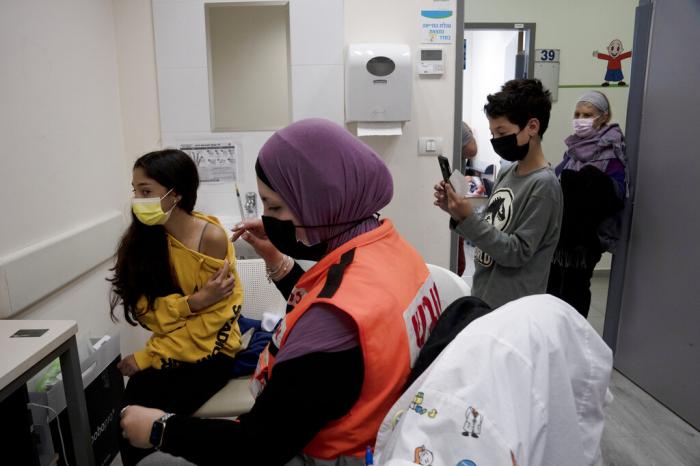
117,354,140,377
188,259,235,311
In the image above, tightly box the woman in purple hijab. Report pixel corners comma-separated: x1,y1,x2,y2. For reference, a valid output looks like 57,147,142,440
547,91,627,318
120,119,435,466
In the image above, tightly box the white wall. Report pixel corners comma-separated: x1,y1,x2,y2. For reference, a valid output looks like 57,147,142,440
112,0,162,163
345,0,457,267
465,0,638,269
0,0,133,357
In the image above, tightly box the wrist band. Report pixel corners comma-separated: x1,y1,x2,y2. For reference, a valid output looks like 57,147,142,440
266,255,292,282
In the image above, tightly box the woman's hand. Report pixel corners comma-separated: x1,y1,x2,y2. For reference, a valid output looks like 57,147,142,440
120,405,166,449
117,354,141,377
434,180,475,223
231,218,284,265
188,259,235,312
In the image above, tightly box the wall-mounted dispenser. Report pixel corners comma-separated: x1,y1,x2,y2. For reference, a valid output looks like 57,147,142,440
345,43,411,136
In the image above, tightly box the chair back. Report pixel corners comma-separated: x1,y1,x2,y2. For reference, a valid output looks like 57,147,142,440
427,263,471,309
236,258,287,320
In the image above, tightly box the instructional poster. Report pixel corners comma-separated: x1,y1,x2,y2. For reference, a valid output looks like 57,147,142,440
179,142,240,183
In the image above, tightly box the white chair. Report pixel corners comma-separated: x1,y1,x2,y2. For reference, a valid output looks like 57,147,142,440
235,258,289,320
194,259,287,418
427,263,471,309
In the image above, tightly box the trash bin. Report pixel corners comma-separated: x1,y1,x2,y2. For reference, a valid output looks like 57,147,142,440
29,333,124,466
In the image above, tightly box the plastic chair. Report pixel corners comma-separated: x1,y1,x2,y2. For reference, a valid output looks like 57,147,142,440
236,258,288,320
427,263,471,309
194,259,286,418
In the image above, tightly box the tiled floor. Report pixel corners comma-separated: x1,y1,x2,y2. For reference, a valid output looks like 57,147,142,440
590,274,700,466
111,275,700,466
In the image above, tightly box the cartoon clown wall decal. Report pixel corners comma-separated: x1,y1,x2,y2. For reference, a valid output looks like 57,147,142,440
593,39,632,86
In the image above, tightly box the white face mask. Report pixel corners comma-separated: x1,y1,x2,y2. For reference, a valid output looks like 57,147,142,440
573,118,596,137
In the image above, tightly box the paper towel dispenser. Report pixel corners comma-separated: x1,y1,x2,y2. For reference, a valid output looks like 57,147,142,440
345,43,412,123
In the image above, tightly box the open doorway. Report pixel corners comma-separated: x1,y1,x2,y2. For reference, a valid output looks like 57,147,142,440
462,23,535,174
458,23,535,283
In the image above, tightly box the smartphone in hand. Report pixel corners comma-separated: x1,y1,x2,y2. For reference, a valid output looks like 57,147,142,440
437,155,452,183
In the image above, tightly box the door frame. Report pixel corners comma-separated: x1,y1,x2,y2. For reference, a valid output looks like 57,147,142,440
464,23,537,79
450,20,536,272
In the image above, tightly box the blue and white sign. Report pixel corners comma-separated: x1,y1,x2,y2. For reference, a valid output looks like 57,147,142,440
421,9,454,44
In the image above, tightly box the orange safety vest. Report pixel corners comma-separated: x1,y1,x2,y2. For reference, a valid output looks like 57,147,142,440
251,220,444,459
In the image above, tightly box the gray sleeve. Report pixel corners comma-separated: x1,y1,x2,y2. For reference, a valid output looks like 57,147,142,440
455,194,560,268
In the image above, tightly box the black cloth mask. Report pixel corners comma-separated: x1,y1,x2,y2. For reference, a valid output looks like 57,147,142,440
261,215,375,262
262,216,328,261
490,133,530,162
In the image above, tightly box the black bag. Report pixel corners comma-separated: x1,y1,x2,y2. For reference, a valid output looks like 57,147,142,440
405,296,492,388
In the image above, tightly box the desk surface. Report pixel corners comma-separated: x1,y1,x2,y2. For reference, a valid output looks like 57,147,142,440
0,320,77,392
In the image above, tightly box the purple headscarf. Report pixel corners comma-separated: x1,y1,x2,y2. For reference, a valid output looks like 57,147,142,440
257,118,393,250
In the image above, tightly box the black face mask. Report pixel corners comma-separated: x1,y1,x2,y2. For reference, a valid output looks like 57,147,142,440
490,132,530,162
261,215,374,262
262,216,328,261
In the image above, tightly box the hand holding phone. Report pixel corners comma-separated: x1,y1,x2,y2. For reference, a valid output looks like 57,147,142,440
437,155,452,183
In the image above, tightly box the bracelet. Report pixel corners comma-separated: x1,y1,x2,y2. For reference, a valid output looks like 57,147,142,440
266,255,292,282
266,255,287,276
270,255,292,282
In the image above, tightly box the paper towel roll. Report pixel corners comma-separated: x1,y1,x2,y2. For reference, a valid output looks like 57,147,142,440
357,122,403,137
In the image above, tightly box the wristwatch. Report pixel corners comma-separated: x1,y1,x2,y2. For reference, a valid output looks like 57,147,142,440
149,413,175,450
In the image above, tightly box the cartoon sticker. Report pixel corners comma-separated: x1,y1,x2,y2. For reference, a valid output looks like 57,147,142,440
409,392,438,418
462,406,483,438
414,445,434,465
390,409,406,430
593,39,632,87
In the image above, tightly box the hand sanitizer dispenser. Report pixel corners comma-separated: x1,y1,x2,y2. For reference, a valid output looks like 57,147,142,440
346,43,411,136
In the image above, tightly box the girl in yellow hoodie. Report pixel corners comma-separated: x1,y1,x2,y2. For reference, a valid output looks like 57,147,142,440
109,149,243,465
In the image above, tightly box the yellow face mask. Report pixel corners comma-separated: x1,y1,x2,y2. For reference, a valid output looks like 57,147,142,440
131,188,176,226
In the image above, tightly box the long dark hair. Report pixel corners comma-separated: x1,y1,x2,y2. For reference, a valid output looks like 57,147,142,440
109,149,199,325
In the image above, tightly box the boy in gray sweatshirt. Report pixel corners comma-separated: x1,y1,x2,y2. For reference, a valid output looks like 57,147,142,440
435,79,563,309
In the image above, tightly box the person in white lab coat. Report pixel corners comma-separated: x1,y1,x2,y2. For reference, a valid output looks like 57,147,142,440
373,294,613,466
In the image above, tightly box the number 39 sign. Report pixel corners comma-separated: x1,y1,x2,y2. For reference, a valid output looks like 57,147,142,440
536,49,560,62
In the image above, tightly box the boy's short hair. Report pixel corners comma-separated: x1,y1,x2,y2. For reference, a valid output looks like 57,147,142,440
484,79,552,138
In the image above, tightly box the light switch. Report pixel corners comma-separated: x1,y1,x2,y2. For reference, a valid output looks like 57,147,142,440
418,136,443,156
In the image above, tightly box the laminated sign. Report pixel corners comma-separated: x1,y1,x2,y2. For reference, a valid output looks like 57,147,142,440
180,142,240,183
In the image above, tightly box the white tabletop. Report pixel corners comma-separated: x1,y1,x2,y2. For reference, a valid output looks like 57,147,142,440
0,320,77,392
